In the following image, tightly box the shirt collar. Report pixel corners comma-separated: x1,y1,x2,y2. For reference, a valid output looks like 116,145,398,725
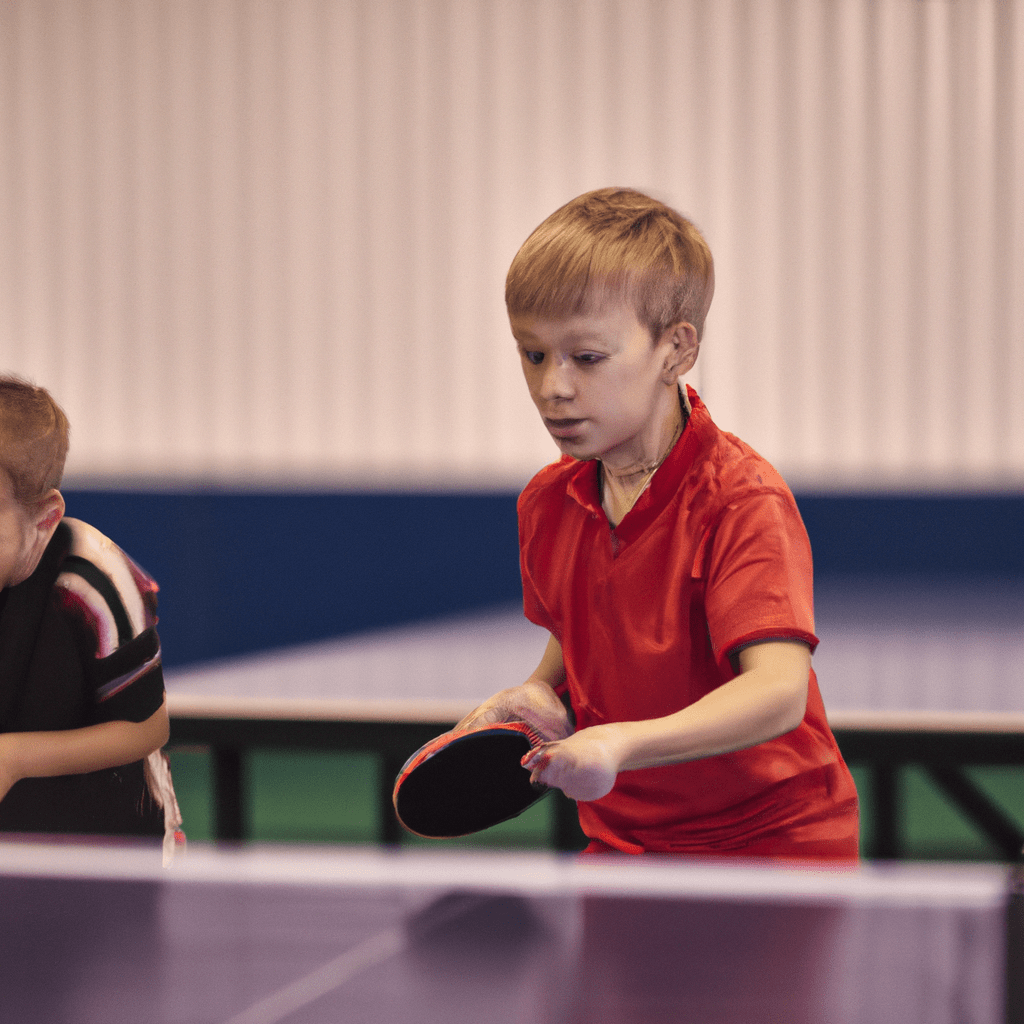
565,384,705,536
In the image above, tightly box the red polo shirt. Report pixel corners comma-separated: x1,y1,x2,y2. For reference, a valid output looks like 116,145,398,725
518,387,858,856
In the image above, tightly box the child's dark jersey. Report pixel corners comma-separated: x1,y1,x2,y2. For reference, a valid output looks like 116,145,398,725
0,519,166,836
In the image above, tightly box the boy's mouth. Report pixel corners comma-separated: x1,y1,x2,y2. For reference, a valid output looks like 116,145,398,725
544,417,585,439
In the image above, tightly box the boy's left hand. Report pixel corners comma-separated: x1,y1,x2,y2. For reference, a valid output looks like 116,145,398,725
521,725,623,801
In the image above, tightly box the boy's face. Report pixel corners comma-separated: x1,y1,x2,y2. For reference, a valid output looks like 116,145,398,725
511,301,695,470
0,470,57,590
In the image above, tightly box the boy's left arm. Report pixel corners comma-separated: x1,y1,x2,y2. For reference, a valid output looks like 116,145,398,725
0,698,170,803
522,640,809,801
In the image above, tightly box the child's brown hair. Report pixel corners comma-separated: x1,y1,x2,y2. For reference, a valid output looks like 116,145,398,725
506,187,715,341
0,375,70,507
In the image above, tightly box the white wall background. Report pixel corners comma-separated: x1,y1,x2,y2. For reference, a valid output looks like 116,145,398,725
1,0,1021,492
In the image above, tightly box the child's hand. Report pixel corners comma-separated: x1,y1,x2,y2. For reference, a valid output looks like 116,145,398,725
521,724,624,801
456,681,573,742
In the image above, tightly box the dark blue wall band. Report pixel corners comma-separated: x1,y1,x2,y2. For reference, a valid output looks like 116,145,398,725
796,494,1024,576
62,490,1024,667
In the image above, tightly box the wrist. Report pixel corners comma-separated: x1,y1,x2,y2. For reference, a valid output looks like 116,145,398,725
588,722,632,775
602,720,649,773
0,732,25,786
520,679,555,701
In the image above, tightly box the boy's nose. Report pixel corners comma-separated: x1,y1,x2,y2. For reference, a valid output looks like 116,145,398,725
538,360,574,401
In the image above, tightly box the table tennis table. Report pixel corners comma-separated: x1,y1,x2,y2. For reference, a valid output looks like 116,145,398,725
167,693,1024,860
163,590,1024,860
0,838,1019,1024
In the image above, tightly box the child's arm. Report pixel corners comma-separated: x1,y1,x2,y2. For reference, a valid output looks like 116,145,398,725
0,699,170,804
455,633,573,741
522,640,809,801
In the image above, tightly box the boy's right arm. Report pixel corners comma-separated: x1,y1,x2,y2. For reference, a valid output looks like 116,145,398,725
455,633,572,741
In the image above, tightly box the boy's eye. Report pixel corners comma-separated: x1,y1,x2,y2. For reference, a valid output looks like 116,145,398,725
575,353,603,364
523,351,544,365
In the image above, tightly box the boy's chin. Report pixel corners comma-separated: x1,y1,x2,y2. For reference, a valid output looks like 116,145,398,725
554,438,599,461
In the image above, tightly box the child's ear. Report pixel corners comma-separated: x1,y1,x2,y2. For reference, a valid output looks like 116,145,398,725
11,489,66,587
661,322,699,381
35,489,65,534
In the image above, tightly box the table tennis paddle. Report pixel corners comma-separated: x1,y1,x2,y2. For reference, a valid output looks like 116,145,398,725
392,721,549,839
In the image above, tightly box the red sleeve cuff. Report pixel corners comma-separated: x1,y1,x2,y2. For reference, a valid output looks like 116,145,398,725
718,627,819,674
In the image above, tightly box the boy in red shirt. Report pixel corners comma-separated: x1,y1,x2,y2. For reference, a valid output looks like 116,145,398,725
460,187,858,859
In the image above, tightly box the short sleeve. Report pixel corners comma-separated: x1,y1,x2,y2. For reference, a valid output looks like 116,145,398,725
700,489,818,673
85,627,165,724
56,518,166,724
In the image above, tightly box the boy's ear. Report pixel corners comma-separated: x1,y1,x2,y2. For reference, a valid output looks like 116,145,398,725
660,321,699,381
5,489,65,589
35,489,65,535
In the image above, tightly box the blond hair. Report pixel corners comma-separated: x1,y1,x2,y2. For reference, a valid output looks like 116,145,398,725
0,375,70,507
506,187,715,341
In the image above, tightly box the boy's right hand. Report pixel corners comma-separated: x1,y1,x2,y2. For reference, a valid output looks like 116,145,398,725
455,681,573,743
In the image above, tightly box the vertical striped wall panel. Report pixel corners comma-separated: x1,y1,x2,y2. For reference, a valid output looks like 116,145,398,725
0,0,1021,491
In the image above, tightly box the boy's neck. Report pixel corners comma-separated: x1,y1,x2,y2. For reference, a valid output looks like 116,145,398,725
600,387,688,526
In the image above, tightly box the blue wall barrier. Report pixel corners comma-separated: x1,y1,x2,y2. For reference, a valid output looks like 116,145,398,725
63,491,520,667
62,490,1023,668
796,494,1024,577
